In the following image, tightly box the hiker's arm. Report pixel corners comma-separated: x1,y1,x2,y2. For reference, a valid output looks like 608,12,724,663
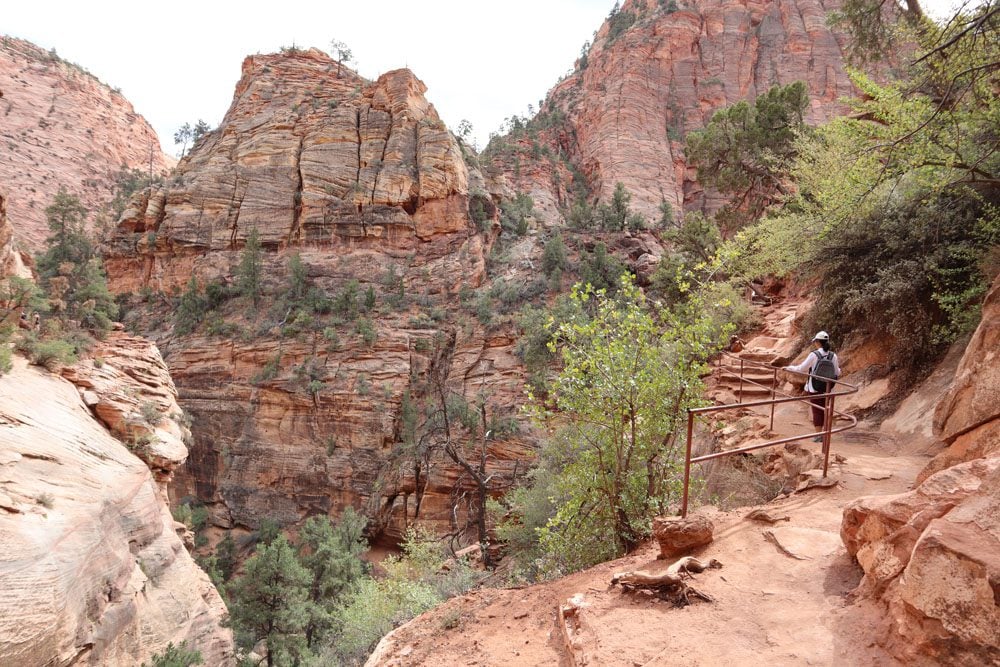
784,354,814,374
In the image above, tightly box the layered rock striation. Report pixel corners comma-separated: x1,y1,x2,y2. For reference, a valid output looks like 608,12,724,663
0,36,172,252
487,0,855,222
104,49,530,545
0,337,233,666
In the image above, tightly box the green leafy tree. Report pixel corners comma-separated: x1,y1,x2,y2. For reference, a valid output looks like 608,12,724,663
685,81,809,232
529,275,722,570
236,227,264,310
297,509,368,648
229,535,311,667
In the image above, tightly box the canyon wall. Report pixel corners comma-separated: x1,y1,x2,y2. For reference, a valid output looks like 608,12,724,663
104,49,532,545
0,336,233,666
487,0,855,222
841,273,1000,665
0,36,172,252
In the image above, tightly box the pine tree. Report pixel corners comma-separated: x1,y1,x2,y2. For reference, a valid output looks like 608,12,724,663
36,189,118,333
236,227,264,310
229,535,311,667
297,509,368,647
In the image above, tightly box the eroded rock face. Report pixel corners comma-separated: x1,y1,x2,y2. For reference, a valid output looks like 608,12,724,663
0,351,233,666
103,49,529,545
0,191,30,278
0,37,172,252
920,273,1000,482
842,272,1000,664
489,0,855,222
841,458,1000,664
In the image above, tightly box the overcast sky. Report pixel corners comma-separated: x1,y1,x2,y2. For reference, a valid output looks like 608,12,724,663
4,0,960,156
3,0,616,154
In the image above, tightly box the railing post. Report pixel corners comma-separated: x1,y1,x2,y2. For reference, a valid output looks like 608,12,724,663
821,391,835,477
738,358,744,404
681,410,694,518
769,367,776,432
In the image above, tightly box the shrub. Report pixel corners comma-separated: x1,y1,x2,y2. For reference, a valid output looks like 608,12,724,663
142,641,203,667
499,193,534,237
541,233,569,278
140,401,163,426
252,353,281,384
16,334,79,370
356,318,376,347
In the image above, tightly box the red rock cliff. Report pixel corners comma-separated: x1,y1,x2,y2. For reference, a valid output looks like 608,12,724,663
104,49,530,546
0,36,172,252
488,0,855,221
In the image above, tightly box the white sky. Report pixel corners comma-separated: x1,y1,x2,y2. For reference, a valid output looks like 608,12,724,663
3,0,961,157
3,0,616,155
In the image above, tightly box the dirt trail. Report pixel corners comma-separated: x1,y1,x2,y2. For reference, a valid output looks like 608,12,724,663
368,298,935,666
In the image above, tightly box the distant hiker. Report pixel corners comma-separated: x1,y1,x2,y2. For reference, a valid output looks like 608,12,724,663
18,311,30,330
32,313,40,331
727,334,745,353
783,331,841,441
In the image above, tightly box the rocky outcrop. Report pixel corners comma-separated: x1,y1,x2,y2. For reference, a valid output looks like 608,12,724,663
488,0,855,222
0,36,172,252
0,344,233,665
0,191,30,278
841,458,1000,665
919,273,1000,482
841,273,1000,664
104,49,529,545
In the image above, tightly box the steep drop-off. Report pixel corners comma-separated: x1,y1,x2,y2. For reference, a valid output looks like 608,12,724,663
0,336,234,666
487,0,855,222
0,36,172,252
105,49,532,545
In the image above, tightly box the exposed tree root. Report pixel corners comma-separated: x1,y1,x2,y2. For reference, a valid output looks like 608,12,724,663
610,557,722,606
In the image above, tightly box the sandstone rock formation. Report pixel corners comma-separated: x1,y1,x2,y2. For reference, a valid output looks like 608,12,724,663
0,343,233,665
920,273,1000,482
653,514,714,558
103,49,530,546
487,0,855,223
0,36,172,252
841,272,1000,664
0,191,30,278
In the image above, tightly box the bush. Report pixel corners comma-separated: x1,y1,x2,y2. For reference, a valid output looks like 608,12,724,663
16,334,79,370
252,353,281,384
142,641,202,667
137,401,162,426
541,233,569,278
499,193,533,237
810,188,997,377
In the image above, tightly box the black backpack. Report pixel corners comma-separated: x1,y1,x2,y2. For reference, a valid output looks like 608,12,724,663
812,350,837,392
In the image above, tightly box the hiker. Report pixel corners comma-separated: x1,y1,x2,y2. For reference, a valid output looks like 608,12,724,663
783,331,841,440
18,311,30,330
32,312,40,331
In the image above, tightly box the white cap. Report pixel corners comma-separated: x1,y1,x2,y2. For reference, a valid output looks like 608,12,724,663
813,331,830,341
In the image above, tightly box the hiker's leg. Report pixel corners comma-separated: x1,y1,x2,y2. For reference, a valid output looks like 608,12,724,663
809,396,825,428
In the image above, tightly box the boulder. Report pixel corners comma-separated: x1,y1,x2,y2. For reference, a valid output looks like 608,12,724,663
653,515,714,558
841,457,1000,663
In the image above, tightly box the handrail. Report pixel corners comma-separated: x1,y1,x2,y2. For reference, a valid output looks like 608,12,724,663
680,353,859,517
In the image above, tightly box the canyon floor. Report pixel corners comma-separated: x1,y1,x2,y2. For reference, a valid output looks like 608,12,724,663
368,300,938,666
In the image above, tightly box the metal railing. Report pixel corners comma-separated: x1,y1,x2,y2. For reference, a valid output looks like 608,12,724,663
680,353,859,517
